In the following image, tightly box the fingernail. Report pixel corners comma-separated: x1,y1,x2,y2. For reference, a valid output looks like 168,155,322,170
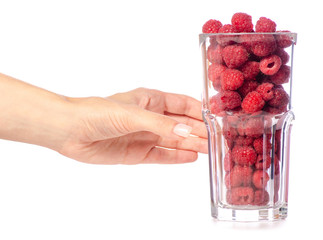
173,123,192,138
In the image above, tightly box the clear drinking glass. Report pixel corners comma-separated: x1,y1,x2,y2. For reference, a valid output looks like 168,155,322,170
200,32,297,221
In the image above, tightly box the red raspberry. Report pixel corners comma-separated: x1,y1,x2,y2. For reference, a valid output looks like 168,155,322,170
268,88,289,108
222,44,249,69
251,34,277,57
264,105,287,114
256,83,275,101
207,44,223,64
225,165,253,188
255,154,271,170
239,117,265,138
238,80,259,98
221,69,245,91
221,90,242,109
240,61,260,80
259,55,282,75
226,187,254,205
224,150,234,172
210,90,242,114
270,65,290,85
238,34,255,53
223,119,239,140
241,91,265,113
232,145,257,166
275,31,293,48
217,24,238,46
275,48,290,65
234,136,254,146
231,12,253,32
253,190,269,205
202,19,223,33
253,137,272,154
252,170,270,189
255,17,276,32
208,64,226,84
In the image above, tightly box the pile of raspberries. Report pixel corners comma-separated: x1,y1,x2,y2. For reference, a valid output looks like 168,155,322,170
202,13,294,206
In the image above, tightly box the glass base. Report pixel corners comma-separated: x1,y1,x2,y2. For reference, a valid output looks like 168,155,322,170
211,204,288,222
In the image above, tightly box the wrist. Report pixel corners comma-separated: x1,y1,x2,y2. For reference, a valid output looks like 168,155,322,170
0,74,77,151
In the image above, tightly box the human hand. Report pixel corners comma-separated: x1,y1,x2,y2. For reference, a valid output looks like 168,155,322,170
60,88,208,164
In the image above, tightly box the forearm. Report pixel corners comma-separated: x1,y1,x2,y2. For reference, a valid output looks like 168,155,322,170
0,73,75,151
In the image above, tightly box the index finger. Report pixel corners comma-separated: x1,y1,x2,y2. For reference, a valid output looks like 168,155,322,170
162,92,203,120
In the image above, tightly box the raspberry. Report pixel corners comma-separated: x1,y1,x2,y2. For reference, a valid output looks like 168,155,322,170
216,24,238,46
207,44,223,64
259,55,282,75
238,80,259,98
223,119,239,140
253,137,272,154
270,65,290,85
255,17,276,32
231,13,253,32
275,31,293,48
210,95,223,114
255,154,271,170
208,64,226,84
251,34,277,57
225,165,253,188
238,34,254,53
268,88,289,108
232,145,257,166
202,19,223,33
222,44,249,69
275,48,290,65
221,90,242,110
240,117,265,138
226,187,254,205
253,190,269,205
224,150,234,172
221,69,245,91
240,61,260,80
256,83,274,101
241,91,265,113
264,105,287,114
210,90,242,114
252,170,270,189
234,136,254,146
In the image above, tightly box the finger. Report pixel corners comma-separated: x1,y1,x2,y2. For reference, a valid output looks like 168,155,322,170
128,105,193,140
142,147,198,164
157,136,208,154
165,113,208,139
162,92,203,120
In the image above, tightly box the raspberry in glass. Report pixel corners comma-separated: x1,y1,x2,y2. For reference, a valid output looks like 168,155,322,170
226,187,254,205
259,55,282,75
252,170,270,189
256,82,275,101
221,68,245,90
270,65,290,85
222,44,249,69
232,145,257,166
241,91,265,113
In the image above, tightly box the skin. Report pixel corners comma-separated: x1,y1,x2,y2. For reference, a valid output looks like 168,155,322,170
0,73,208,165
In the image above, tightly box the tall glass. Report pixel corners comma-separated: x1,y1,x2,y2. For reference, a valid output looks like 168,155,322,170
200,32,297,221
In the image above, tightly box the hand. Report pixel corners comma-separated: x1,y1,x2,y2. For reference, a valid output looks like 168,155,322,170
60,88,208,164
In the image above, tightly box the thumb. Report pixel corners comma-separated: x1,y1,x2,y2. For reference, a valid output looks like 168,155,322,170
130,107,192,139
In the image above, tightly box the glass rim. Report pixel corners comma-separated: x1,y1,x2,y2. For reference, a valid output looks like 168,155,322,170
199,32,297,36
199,32,297,45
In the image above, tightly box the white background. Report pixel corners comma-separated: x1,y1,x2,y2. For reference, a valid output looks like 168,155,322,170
0,0,321,239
